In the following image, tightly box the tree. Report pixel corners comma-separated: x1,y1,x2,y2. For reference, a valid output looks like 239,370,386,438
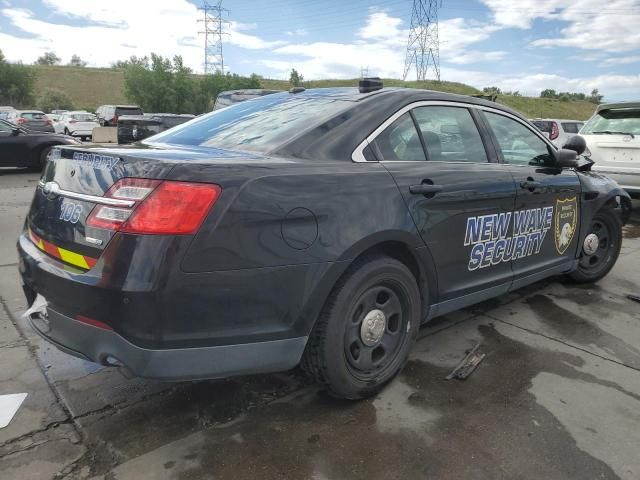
589,88,604,104
37,88,74,112
540,89,557,98
121,52,263,114
289,68,303,87
0,49,35,107
68,54,87,67
483,86,502,95
36,51,61,66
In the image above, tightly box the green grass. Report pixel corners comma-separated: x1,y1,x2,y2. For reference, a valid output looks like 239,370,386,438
30,65,597,120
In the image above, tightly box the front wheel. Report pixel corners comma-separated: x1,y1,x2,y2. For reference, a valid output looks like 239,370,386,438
38,146,53,170
301,255,421,399
569,209,622,283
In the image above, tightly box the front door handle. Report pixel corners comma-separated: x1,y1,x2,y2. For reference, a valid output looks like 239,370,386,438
409,183,443,196
520,179,543,190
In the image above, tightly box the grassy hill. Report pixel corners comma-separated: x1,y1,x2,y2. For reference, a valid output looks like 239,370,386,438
31,65,597,120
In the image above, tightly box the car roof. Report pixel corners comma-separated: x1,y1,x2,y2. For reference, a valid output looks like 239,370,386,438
65,110,93,114
597,101,640,112
531,118,584,122
16,110,45,114
98,105,141,108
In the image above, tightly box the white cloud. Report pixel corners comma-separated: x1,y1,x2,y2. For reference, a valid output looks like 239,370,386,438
0,1,286,70
481,0,640,53
604,55,640,65
285,29,308,37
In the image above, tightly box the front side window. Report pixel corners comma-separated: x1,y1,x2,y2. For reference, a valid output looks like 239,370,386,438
561,122,581,134
413,106,488,163
484,112,553,166
372,113,426,161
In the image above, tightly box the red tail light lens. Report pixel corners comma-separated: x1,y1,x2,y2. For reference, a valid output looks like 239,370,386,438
87,178,220,235
550,121,559,140
17,117,27,124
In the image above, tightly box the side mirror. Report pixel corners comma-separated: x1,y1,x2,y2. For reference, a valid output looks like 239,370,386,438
553,148,578,168
11,128,20,136
562,135,586,155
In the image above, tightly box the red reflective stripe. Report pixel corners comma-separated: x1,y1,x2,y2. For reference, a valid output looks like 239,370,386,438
28,227,99,270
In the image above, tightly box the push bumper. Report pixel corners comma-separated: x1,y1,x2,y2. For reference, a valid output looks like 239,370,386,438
28,306,306,381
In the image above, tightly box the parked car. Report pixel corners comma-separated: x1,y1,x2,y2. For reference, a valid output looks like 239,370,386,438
6,110,55,133
54,111,99,140
213,89,282,110
580,102,640,197
0,118,80,169
117,113,195,144
530,119,584,147
19,84,631,400
95,105,143,126
0,106,15,120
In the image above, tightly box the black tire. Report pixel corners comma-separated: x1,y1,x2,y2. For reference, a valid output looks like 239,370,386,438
569,209,622,283
301,255,421,400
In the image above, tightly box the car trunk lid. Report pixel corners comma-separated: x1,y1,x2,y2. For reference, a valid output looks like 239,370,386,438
27,146,177,269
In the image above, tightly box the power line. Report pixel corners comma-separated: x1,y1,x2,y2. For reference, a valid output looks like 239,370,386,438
403,0,442,82
198,1,229,74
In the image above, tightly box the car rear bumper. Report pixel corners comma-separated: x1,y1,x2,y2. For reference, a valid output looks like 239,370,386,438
27,306,306,381
17,231,333,380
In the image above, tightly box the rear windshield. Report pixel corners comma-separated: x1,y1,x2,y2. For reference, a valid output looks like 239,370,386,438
71,113,96,121
561,122,583,134
116,107,143,116
148,94,352,153
531,121,551,133
582,109,640,135
21,112,46,119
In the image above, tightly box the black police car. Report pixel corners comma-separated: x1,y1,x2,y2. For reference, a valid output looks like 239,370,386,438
18,81,631,399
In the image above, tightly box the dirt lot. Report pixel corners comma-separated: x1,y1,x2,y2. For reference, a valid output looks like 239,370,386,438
1,169,639,480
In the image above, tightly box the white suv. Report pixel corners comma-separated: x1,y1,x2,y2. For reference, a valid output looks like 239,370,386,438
580,102,640,197
530,118,584,147
54,111,99,141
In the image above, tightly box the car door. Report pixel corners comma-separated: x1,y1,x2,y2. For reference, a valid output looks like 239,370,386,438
369,103,517,304
481,111,581,284
0,121,29,166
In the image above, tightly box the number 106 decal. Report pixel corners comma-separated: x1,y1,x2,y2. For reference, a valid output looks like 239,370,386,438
59,202,83,224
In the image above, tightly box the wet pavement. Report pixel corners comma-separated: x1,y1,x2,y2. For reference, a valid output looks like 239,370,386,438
1,169,639,479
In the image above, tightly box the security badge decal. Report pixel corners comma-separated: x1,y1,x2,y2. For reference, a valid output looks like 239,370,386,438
555,197,578,254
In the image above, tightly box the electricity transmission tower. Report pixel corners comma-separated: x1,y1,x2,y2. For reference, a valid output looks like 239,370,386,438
198,1,229,74
403,0,442,82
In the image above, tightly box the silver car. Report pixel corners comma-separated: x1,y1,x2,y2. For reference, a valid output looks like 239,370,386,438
580,102,640,197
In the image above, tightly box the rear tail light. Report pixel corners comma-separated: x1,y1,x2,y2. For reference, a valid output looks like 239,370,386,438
69,120,77,124
17,118,28,124
87,178,221,235
550,121,559,141
111,115,118,124
45,119,52,125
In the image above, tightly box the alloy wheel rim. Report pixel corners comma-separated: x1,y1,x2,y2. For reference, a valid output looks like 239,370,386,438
579,220,613,272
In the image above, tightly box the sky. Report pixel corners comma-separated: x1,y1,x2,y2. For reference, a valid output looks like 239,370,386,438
0,0,639,101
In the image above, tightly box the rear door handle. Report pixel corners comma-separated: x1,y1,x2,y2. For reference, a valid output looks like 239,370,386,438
520,180,543,190
409,184,443,196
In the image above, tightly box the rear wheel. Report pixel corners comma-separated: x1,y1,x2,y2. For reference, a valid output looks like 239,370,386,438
301,255,421,399
569,209,622,283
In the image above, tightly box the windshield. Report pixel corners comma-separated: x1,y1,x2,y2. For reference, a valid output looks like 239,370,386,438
21,112,46,119
582,108,640,135
148,93,352,153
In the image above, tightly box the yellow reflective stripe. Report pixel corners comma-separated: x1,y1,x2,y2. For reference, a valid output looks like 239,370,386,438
57,247,90,269
37,239,44,250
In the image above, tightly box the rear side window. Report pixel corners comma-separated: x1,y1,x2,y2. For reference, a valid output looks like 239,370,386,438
372,113,426,161
116,107,143,116
485,112,553,166
413,106,488,163
561,122,581,134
